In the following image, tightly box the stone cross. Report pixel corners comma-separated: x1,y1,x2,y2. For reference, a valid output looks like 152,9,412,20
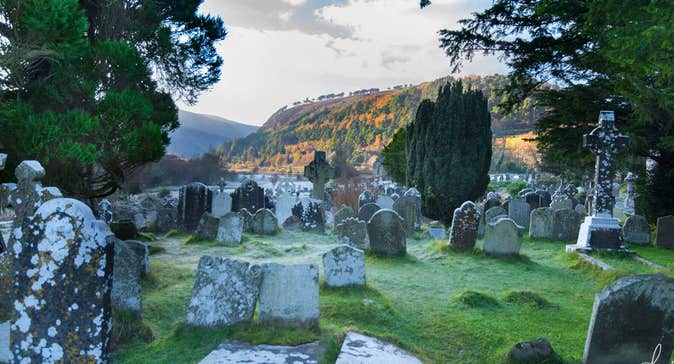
303,151,334,201
583,111,629,216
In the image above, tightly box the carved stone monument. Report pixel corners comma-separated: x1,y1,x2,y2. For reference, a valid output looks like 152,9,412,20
303,151,334,201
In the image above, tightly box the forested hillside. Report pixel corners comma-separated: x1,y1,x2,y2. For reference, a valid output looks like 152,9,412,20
220,74,541,172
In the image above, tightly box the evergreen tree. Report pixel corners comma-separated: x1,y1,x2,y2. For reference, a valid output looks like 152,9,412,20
407,82,491,224
381,127,406,184
0,0,225,201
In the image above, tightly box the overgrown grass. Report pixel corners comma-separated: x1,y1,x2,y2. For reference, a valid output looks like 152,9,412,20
110,229,674,363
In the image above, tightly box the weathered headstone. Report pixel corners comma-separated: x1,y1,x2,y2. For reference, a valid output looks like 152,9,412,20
583,274,674,364
622,172,638,215
357,203,381,223
403,188,422,228
571,111,630,253
428,221,446,240
485,206,507,223
178,182,213,232
508,199,531,229
195,212,220,240
216,212,244,245
303,151,334,201
655,215,674,249
551,208,581,241
336,217,369,250
524,191,542,210
448,201,480,250
322,245,366,287
187,256,262,327
336,332,423,364
239,208,254,233
376,195,394,210
483,217,523,256
123,240,149,278
529,207,554,239
259,264,320,328
112,240,144,315
291,198,325,232
211,191,232,217
231,178,265,213
367,209,406,257
252,209,278,235
98,199,113,224
536,190,552,208
622,215,650,245
550,191,574,211
333,205,356,228
274,191,296,227
11,198,114,363
393,196,418,234
358,190,376,209
484,196,501,211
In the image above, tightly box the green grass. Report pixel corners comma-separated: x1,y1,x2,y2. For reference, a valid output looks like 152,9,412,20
110,229,674,364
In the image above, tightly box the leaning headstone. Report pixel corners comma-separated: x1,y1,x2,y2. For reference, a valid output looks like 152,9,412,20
231,178,265,213
483,217,523,256
303,151,334,201
252,208,278,235
11,198,114,363
98,199,113,224
367,209,406,257
211,191,232,217
178,182,213,232
583,274,674,364
508,199,531,229
376,195,394,210
393,196,419,234
200,340,322,364
336,217,369,250
655,215,674,249
336,332,423,364
258,264,320,328
322,245,366,287
195,212,220,240
622,215,650,246
529,207,554,239
216,212,244,246
358,190,376,209
187,256,262,327
291,198,325,232
357,203,381,223
551,208,581,241
485,206,507,223
333,205,356,228
448,201,480,250
239,208,254,233
112,240,143,315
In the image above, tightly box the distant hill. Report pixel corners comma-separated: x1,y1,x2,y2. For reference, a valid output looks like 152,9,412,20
220,74,542,172
168,110,258,158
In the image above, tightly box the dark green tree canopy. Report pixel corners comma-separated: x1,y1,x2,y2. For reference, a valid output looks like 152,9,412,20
0,0,225,200
381,127,406,184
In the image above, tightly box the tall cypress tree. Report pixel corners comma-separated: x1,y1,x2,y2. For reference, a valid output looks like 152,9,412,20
407,81,491,224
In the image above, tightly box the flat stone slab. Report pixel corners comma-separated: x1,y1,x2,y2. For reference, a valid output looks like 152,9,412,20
199,340,322,364
335,332,422,364
0,321,8,363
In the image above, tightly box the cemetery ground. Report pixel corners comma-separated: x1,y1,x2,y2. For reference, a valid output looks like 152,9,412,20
108,227,673,364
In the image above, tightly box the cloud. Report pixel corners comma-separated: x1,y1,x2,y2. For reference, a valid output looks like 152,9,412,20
281,0,308,6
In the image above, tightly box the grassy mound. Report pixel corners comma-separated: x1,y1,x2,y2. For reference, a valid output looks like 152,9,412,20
452,289,500,308
503,290,553,308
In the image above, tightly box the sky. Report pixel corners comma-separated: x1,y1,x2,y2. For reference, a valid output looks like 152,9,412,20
180,0,507,126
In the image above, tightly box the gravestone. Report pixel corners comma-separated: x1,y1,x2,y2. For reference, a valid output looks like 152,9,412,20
259,264,320,328
524,191,542,210
655,215,674,249
530,208,554,239
367,209,406,257
291,198,325,232
336,332,423,364
391,193,400,201
358,190,376,209
484,196,501,211
477,203,485,236
274,191,296,227
551,208,581,241
336,217,369,250
376,195,394,210
583,274,674,364
98,199,113,224
483,217,523,256
187,256,262,327
231,178,265,213
252,209,278,235
211,191,232,217
622,215,650,245
403,189,422,228
448,201,480,250
110,218,138,240
357,203,381,223
508,199,531,229
393,196,419,234
112,240,143,315
200,340,322,364
303,151,334,201
622,172,638,215
178,182,213,232
216,212,244,246
485,206,507,223
123,240,149,278
536,190,552,207
322,245,366,287
333,205,356,228
282,215,302,231
550,191,574,211
428,221,446,240
570,111,630,253
404,187,421,199
11,198,114,363
195,212,220,240
239,208,254,233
